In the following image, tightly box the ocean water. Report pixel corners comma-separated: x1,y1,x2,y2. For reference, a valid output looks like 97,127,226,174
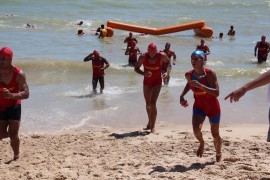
1,0,270,133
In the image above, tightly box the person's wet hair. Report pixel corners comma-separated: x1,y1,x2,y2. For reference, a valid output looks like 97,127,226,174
219,33,223,38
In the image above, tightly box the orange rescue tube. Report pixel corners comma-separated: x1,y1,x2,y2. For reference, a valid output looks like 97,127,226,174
156,21,205,35
107,20,211,37
107,21,155,34
193,26,213,37
106,27,114,37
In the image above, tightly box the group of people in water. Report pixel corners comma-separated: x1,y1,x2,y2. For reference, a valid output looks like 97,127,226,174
77,21,108,39
1,24,269,163
81,24,270,163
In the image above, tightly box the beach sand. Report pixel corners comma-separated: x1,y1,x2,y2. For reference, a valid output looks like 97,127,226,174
1,124,270,180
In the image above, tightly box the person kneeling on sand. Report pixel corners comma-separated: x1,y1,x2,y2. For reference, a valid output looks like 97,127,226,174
180,50,222,162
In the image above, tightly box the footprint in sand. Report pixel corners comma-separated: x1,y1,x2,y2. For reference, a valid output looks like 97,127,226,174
223,157,240,162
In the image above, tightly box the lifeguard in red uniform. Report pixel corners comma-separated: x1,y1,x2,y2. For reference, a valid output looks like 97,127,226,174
83,50,110,94
134,43,170,133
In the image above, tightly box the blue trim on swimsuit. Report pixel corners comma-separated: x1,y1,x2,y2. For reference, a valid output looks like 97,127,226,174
193,108,220,124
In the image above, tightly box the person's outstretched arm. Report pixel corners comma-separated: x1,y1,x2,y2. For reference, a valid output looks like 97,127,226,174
225,70,270,102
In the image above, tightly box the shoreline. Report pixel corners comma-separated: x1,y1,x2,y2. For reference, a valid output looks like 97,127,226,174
1,123,270,179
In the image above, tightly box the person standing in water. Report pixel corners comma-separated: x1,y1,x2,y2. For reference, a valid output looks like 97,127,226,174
125,40,141,67
134,43,170,133
83,50,110,94
196,38,210,61
124,32,138,50
160,42,176,85
254,35,270,64
227,25,235,36
180,50,222,162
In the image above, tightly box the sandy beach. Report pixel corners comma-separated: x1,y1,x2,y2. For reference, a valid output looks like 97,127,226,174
1,123,270,180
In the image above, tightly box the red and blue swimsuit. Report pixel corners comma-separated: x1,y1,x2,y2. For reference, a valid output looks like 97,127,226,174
188,68,221,123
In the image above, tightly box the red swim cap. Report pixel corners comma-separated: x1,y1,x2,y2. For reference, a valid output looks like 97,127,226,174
0,47,13,61
93,50,99,56
129,32,133,35
147,43,157,53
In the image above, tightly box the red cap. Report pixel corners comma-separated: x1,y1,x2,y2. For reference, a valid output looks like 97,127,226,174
147,43,157,53
93,50,99,56
0,47,13,61
262,35,266,39
129,32,133,35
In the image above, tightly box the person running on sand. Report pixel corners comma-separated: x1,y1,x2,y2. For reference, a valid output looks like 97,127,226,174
124,32,138,50
83,50,110,94
134,43,170,133
0,47,30,161
225,70,270,142
125,40,141,67
254,35,270,64
196,38,210,61
160,42,176,85
179,50,222,162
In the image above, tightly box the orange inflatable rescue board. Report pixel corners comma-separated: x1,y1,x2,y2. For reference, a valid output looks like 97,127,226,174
107,20,213,37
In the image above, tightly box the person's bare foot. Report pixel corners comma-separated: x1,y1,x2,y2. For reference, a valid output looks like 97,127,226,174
4,155,19,164
150,128,156,134
196,142,204,157
143,125,151,130
216,153,222,162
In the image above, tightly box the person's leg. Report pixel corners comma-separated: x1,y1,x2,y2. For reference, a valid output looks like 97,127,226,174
161,70,168,85
128,59,132,66
164,75,170,85
267,108,270,142
163,67,171,85
99,76,104,94
210,122,222,162
258,55,263,64
149,85,161,133
0,120,9,140
130,60,136,67
8,120,20,160
143,85,153,130
92,76,98,94
192,111,205,158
